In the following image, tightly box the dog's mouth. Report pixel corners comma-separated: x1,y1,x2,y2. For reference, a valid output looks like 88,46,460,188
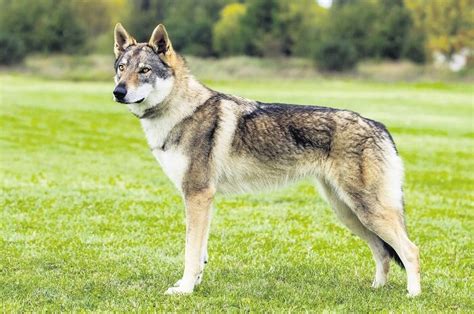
115,98,145,104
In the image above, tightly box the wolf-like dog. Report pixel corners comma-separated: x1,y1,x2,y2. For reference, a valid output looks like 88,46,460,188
112,23,421,296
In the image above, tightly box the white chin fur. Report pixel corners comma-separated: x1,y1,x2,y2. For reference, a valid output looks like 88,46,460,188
124,83,152,104
126,77,174,117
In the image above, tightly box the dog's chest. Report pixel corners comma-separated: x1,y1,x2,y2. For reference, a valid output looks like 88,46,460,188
140,117,172,150
141,118,188,191
151,148,188,191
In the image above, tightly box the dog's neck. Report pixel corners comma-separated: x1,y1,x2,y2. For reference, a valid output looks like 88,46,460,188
164,74,212,113
138,70,213,150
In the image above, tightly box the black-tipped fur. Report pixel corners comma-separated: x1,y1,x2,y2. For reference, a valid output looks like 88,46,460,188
382,240,405,269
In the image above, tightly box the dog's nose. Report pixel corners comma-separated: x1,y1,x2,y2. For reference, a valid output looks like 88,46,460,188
113,85,127,100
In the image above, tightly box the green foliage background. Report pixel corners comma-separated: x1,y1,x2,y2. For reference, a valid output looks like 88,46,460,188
1,0,472,70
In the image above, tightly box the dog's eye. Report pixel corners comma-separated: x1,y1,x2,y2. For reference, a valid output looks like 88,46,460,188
140,67,151,74
118,64,125,72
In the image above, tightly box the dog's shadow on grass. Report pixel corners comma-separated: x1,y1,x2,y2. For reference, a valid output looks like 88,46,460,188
197,262,412,303
186,261,450,310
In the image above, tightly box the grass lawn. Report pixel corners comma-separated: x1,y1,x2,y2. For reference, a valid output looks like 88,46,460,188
0,74,472,311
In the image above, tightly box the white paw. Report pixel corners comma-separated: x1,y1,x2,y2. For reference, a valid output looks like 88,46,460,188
407,288,421,297
173,272,203,287
371,279,387,288
165,276,201,295
165,285,194,295
407,280,421,297
165,280,194,295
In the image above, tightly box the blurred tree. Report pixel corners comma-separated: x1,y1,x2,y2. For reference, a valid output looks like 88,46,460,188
314,38,358,71
214,0,328,57
324,1,380,59
127,0,229,56
0,0,442,69
0,0,87,54
41,1,86,52
84,0,130,53
0,33,26,64
213,3,248,56
276,0,328,57
238,0,282,56
372,0,419,60
108,0,132,25
402,31,427,64
126,0,171,42
313,0,426,70
72,1,113,38
332,0,360,6
165,0,230,56
405,0,474,60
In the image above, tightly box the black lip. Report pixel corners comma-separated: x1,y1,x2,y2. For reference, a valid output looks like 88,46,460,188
114,98,145,104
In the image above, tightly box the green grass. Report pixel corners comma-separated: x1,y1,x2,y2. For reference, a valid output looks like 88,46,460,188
0,74,473,311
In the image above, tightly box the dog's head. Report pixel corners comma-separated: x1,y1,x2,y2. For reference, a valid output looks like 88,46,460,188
112,23,176,110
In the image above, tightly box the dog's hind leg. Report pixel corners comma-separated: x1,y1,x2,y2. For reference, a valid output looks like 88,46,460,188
348,198,421,297
335,172,421,296
316,179,391,288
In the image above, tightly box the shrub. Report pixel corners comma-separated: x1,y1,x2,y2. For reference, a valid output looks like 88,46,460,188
0,33,26,65
0,0,87,55
213,3,248,56
314,39,358,72
402,32,427,64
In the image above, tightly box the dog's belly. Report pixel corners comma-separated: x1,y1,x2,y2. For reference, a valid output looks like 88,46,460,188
216,157,318,194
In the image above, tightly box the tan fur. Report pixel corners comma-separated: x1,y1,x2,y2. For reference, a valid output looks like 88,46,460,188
126,72,139,89
167,187,215,294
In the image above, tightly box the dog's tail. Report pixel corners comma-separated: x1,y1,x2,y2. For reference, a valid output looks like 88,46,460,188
381,240,405,269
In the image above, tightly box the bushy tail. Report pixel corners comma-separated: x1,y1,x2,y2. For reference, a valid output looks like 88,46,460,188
382,240,405,269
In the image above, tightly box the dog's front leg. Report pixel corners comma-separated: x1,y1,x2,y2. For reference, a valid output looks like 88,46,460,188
165,187,214,295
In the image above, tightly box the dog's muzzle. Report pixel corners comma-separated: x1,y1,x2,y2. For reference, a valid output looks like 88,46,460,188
113,85,145,104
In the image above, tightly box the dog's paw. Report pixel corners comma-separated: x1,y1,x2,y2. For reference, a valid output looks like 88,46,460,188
407,288,421,297
165,278,196,295
173,272,203,288
371,282,384,289
407,280,421,297
165,285,194,295
371,278,387,289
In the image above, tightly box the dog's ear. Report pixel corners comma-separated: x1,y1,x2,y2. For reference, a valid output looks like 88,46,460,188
148,24,174,59
114,23,136,59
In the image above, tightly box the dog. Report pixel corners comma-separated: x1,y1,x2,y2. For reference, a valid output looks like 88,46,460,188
112,23,421,296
